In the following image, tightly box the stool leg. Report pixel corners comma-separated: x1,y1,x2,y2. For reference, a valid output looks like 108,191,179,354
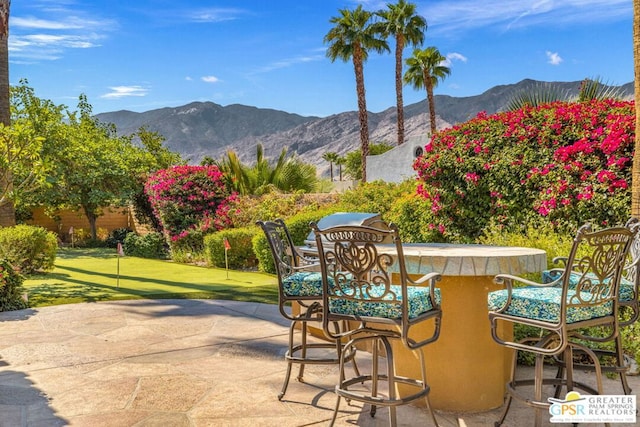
417,348,439,427
297,321,308,381
279,320,297,400
534,353,544,427
495,348,518,427
615,334,632,394
370,338,379,418
382,337,397,427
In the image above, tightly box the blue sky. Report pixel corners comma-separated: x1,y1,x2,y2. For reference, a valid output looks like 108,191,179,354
9,0,634,117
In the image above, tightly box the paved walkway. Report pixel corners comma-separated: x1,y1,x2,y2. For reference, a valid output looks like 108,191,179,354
0,299,637,426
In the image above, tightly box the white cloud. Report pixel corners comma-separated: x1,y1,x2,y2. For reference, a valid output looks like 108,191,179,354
201,76,220,83
100,86,148,99
423,0,630,35
10,6,116,62
185,8,246,23
442,52,468,67
250,54,324,75
546,51,563,65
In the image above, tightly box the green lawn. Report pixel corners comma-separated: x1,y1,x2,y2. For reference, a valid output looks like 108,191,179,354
24,248,279,307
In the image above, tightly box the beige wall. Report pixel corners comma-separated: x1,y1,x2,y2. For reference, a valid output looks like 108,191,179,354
26,207,135,239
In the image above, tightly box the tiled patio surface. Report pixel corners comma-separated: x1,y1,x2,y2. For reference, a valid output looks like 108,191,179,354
0,299,637,426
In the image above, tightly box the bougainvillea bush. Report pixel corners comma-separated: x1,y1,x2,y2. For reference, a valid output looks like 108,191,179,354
145,165,236,252
414,99,634,241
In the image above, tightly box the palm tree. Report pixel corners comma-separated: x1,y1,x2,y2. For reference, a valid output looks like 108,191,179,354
322,151,339,181
632,0,640,217
217,144,317,195
375,0,426,146
336,155,345,181
325,5,388,183
404,46,451,136
0,0,14,226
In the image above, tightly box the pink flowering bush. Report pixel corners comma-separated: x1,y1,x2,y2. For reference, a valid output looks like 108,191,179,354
145,165,236,251
414,99,634,241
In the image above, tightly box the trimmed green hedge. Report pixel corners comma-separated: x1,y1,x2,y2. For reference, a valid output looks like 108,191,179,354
0,225,57,274
0,258,28,311
205,227,258,270
253,207,339,274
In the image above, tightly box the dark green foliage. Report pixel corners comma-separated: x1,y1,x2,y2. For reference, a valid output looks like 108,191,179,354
105,228,132,248
123,232,168,259
253,207,339,273
0,225,57,274
205,227,258,270
0,259,28,311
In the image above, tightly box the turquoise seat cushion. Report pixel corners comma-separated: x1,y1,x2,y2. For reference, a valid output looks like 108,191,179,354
328,285,441,320
488,287,613,324
282,272,324,297
542,270,635,302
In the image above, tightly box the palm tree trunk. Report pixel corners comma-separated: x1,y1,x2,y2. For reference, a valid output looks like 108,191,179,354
0,0,15,226
395,35,405,146
353,45,369,183
424,70,437,136
632,0,640,217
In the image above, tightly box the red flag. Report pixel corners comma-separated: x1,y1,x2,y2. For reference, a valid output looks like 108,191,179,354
224,238,231,251
117,242,125,257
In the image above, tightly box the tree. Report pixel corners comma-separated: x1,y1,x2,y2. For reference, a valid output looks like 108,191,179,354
0,0,14,225
322,151,339,181
375,0,426,146
336,155,345,181
404,46,451,136
325,5,388,183
344,142,395,180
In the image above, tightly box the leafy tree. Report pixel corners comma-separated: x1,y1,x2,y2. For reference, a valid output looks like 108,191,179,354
322,151,339,181
325,5,388,183
344,142,395,180
216,144,317,195
375,0,426,146
404,46,451,136
127,126,183,232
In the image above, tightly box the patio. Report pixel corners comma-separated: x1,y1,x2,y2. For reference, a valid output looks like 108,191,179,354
0,299,637,426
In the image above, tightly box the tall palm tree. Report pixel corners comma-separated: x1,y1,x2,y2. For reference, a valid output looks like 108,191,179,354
375,0,426,146
0,0,14,226
322,151,339,181
633,0,640,217
404,46,451,136
325,5,388,183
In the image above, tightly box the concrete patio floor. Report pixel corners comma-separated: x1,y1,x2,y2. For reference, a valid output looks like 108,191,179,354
0,299,637,426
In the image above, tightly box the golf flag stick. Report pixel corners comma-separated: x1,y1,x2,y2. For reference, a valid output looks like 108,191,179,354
224,238,231,279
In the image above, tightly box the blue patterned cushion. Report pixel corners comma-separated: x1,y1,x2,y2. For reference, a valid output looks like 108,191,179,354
329,285,441,319
542,270,635,302
488,287,613,324
282,272,324,297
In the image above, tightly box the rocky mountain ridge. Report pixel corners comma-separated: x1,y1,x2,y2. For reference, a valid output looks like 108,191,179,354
95,79,634,175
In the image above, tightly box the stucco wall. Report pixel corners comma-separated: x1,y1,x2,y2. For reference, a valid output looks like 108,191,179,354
366,136,429,183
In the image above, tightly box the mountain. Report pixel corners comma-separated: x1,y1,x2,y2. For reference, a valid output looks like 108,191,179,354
95,79,634,175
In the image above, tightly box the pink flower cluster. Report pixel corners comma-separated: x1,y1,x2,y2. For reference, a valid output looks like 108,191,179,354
145,165,236,243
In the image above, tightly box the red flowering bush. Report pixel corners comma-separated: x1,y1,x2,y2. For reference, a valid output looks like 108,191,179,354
414,99,634,241
145,165,236,250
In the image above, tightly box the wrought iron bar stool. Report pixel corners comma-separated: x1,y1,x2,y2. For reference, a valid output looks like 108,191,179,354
311,221,442,427
257,219,357,400
488,223,636,427
542,217,640,394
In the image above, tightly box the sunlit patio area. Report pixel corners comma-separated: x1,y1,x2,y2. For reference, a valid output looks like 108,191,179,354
0,299,637,426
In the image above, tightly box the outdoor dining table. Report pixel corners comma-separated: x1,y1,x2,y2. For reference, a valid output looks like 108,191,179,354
373,242,547,412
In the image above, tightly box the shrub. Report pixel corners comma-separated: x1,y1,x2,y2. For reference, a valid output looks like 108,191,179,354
415,99,634,241
144,165,236,249
0,259,28,311
105,227,132,248
123,232,168,259
338,180,415,218
253,207,339,273
205,227,257,270
0,225,57,274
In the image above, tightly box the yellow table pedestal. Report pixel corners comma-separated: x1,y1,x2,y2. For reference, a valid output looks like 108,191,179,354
392,274,513,412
